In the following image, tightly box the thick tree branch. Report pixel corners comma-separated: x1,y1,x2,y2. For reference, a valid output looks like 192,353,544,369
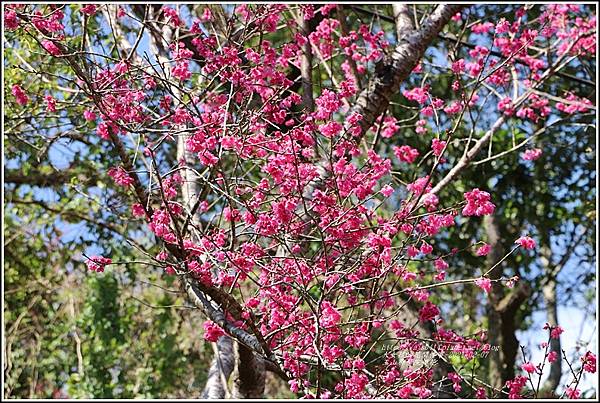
4,169,96,187
392,4,415,41
231,343,266,398
348,4,464,136
297,13,315,112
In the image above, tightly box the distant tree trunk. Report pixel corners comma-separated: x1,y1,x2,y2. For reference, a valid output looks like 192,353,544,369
540,244,562,395
484,214,530,394
484,214,506,392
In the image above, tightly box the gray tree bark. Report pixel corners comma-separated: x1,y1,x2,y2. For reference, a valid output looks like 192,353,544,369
231,343,266,398
201,336,235,399
348,4,464,136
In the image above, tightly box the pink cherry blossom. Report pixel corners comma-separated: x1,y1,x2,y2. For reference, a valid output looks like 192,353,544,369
565,387,581,399
451,59,466,74
515,236,536,250
522,148,542,161
319,121,343,138
131,203,145,217
444,101,462,114
505,375,527,399
320,301,342,328
381,184,394,197
96,122,110,139
80,4,98,15
200,7,212,22
476,243,491,256
462,188,496,217
550,325,564,339
431,138,447,157
581,351,596,373
86,255,112,273
419,301,440,322
203,321,225,342
403,86,429,104
107,167,134,187
314,89,341,120
12,85,28,106
84,109,97,121
521,362,536,373
394,145,419,164
42,40,61,56
475,277,492,294
420,242,433,255
44,95,56,112
7,5,597,399
5,9,19,30
556,92,593,114
434,258,449,271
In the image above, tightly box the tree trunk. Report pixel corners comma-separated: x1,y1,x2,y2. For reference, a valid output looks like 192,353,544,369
201,336,235,399
231,343,266,398
484,214,506,392
540,244,562,395
484,214,531,395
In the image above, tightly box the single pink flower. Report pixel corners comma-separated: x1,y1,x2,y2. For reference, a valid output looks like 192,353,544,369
521,362,536,374
475,277,492,294
381,184,394,197
515,236,536,250
131,203,145,217
550,326,564,339
522,148,543,161
565,387,581,399
476,243,491,256
12,85,28,106
203,321,225,342
44,95,56,112
83,109,97,121
80,4,97,15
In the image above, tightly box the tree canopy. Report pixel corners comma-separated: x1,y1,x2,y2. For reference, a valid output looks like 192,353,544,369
3,3,597,399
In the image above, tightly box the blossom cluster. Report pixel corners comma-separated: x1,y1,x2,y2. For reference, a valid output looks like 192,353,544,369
7,3,596,399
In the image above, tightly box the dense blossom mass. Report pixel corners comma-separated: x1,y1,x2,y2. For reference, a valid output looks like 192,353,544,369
4,3,596,400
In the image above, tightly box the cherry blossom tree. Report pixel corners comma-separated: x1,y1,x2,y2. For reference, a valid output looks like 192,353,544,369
3,3,596,399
